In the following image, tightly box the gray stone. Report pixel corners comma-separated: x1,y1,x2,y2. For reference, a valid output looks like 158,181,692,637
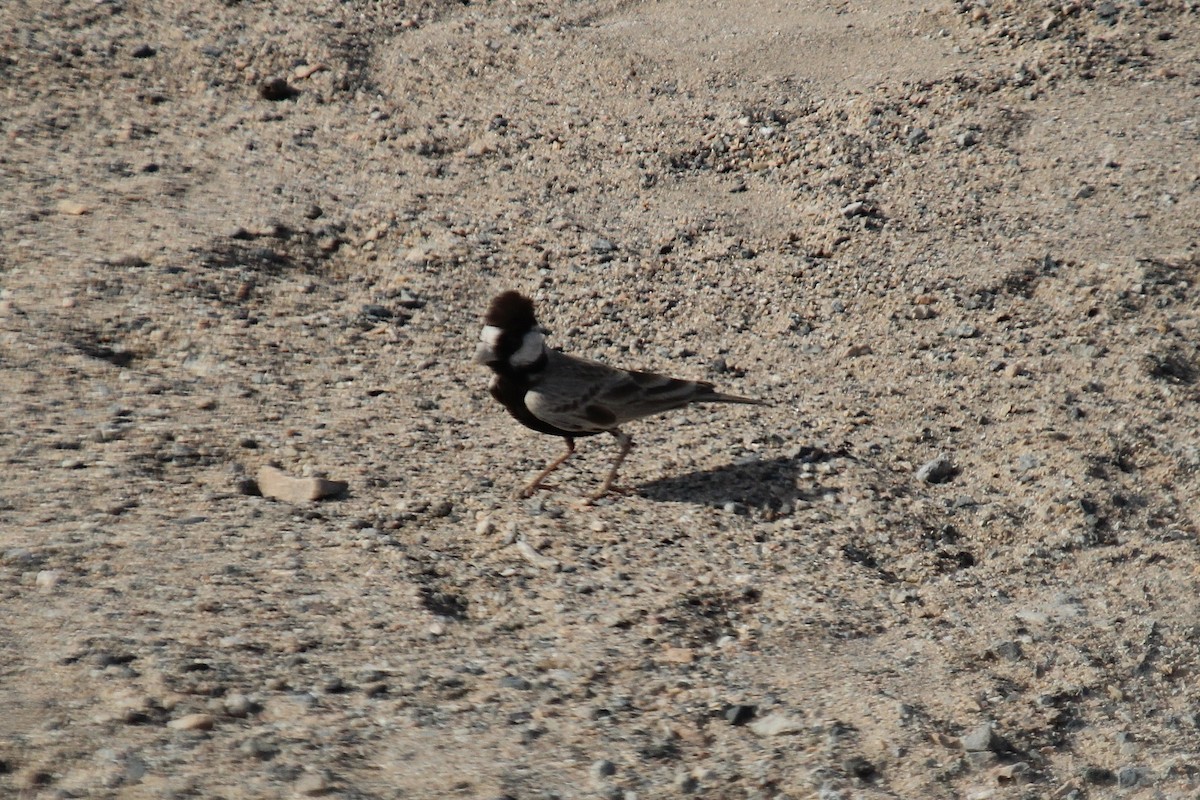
916,455,956,484
748,712,805,737
961,723,1007,752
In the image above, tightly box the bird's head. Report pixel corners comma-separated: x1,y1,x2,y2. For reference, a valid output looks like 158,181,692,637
473,290,548,369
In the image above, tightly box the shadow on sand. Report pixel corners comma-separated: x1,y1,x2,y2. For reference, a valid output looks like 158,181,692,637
638,447,840,510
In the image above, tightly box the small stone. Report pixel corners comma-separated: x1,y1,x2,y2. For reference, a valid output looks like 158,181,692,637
1116,767,1146,788
845,343,873,358
725,704,757,726
259,77,298,101
294,771,329,796
844,756,877,780
514,540,558,570
56,199,89,216
1082,766,1116,785
167,713,215,731
131,44,157,58
294,63,326,80
748,712,805,737
949,323,979,338
911,305,936,320
907,128,928,146
590,238,616,254
256,465,347,503
956,130,978,148
35,570,61,592
112,254,148,269
840,201,867,218
674,772,698,793
993,641,1023,661
660,647,695,664
1004,361,1028,378
992,761,1031,785
591,759,617,780
223,693,253,718
916,455,956,484
962,723,1007,752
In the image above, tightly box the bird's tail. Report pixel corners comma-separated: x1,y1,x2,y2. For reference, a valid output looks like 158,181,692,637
697,386,770,406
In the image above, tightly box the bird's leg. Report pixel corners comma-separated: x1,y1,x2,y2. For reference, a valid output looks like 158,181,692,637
518,437,575,498
588,430,634,501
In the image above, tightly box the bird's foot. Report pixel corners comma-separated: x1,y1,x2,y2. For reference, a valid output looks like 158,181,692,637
514,482,557,500
581,484,638,505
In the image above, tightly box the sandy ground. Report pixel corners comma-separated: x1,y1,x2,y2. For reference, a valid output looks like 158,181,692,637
2,1,1200,798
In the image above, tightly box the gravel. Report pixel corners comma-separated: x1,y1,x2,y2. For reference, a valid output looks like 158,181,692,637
1,0,1198,797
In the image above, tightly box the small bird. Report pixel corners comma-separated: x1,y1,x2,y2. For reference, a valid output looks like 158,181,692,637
472,290,766,500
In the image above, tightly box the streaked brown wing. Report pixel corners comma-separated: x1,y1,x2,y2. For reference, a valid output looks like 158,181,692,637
525,351,707,432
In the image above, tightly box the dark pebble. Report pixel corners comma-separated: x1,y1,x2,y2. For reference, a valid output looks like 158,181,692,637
260,78,298,101
724,704,757,726
1083,766,1116,785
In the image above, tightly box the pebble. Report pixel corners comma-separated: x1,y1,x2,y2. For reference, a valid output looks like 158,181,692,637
294,63,326,80
259,77,297,101
674,772,698,793
131,44,156,58
725,704,757,726
56,199,89,216
748,712,805,737
499,675,532,691
907,128,928,146
911,305,936,320
256,465,348,503
35,569,61,592
591,238,616,254
591,759,617,780
223,693,253,717
1116,766,1146,788
961,723,1007,752
514,540,559,570
167,713,215,731
948,323,979,339
294,771,329,796
660,647,695,664
1082,766,1116,785
915,455,956,484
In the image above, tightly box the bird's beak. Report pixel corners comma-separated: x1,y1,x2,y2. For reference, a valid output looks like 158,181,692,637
472,342,495,365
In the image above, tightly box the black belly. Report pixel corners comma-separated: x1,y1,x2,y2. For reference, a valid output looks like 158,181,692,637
490,375,602,439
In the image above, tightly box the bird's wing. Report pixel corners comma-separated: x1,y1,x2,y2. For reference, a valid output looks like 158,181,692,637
525,350,731,432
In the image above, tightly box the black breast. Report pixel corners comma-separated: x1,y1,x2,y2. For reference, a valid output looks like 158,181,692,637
489,371,600,439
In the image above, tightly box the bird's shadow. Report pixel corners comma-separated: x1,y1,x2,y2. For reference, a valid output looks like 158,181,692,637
637,447,840,510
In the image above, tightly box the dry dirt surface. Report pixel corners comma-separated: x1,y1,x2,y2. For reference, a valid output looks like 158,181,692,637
3,1,1200,798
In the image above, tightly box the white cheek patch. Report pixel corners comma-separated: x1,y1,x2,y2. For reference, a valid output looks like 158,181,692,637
480,325,504,348
510,331,546,367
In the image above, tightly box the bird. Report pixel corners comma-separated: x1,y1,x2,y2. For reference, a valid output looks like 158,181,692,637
472,290,766,501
